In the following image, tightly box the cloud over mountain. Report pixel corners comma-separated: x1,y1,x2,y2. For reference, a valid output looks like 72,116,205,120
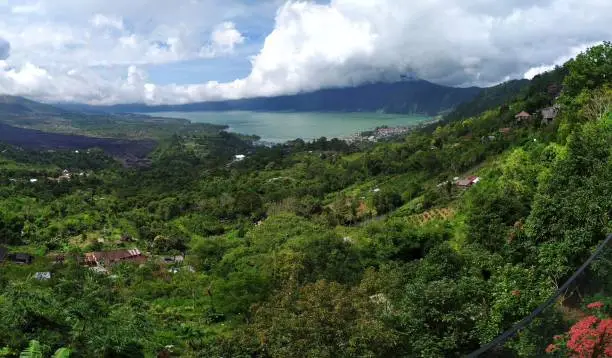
0,0,610,104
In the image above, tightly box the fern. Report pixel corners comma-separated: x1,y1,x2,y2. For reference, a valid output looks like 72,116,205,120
19,340,42,358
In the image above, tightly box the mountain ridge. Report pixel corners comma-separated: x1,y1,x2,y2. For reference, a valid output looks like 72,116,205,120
56,80,483,116
0,95,70,115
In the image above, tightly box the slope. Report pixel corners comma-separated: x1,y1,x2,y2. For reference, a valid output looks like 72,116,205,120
0,95,69,115
58,80,483,116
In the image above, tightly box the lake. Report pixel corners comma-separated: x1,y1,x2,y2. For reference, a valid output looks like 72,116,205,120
145,111,432,143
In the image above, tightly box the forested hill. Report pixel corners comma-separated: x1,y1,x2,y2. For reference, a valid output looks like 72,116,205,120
58,80,482,115
0,95,69,115
442,79,531,123
0,43,611,358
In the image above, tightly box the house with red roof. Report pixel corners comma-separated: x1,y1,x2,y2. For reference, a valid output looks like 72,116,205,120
83,248,147,267
515,111,531,123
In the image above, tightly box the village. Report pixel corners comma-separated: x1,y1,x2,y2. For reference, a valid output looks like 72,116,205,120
342,125,415,143
0,243,192,281
5,168,91,185
435,104,560,191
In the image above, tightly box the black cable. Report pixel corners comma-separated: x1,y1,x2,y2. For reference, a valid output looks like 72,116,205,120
466,233,612,358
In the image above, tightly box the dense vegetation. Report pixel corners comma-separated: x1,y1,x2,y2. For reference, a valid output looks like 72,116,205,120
0,43,611,357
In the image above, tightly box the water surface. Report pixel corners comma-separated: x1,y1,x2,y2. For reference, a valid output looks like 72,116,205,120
146,111,431,143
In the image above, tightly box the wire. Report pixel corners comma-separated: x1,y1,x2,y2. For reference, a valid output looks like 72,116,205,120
466,233,612,358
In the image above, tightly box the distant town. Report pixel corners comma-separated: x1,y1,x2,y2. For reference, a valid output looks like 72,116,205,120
342,118,442,143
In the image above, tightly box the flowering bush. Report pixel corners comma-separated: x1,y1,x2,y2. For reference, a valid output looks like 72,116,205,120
546,302,612,357
588,302,605,310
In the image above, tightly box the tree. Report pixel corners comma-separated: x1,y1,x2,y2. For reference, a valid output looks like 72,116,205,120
563,42,612,98
209,280,400,358
464,179,530,251
582,87,612,121
373,190,403,215
526,120,611,283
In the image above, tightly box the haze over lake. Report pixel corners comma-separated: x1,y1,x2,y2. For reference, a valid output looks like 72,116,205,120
146,111,431,143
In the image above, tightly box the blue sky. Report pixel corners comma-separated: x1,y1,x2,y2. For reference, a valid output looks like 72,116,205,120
0,0,610,104
147,28,270,85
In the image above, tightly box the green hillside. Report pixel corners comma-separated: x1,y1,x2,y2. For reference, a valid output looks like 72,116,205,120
0,43,610,357
0,95,68,115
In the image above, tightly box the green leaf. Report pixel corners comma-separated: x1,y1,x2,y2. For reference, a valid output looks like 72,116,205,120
0,347,15,358
19,340,42,358
52,348,71,358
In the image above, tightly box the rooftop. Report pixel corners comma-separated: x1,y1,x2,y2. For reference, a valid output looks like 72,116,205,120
515,111,531,117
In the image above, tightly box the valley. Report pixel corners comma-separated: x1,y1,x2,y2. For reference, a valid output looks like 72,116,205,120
0,43,610,358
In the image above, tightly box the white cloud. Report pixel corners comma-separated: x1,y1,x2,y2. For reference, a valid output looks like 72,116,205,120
90,14,124,30
211,22,245,51
199,22,245,58
0,0,256,69
0,0,611,104
523,43,598,79
173,0,612,103
11,2,43,14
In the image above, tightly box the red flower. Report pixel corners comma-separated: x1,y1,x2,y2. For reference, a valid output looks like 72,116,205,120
565,316,612,358
587,301,605,310
553,334,564,341
545,344,558,353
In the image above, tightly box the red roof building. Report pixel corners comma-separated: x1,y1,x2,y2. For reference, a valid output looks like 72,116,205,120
456,176,481,188
84,248,146,267
515,111,531,122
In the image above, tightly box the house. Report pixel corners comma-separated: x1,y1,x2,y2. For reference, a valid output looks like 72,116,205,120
52,254,65,264
83,248,146,267
9,253,34,264
456,176,480,188
541,106,560,125
34,272,51,281
1,248,33,264
515,111,531,123
499,128,512,135
161,255,184,264
29,178,38,183
234,154,246,161
0,246,7,263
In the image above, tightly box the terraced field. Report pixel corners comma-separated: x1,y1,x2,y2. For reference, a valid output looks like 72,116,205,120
407,207,456,225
